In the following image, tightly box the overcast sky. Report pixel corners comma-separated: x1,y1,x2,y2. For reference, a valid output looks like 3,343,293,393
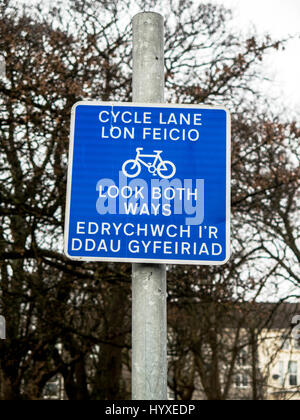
13,0,300,114
211,0,300,114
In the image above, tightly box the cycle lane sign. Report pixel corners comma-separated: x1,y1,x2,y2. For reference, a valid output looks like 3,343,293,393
64,101,231,265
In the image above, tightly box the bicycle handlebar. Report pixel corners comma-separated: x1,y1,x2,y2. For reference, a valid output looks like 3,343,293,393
136,147,162,155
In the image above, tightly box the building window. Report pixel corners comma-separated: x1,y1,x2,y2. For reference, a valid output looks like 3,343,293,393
281,335,290,350
235,349,250,389
235,373,249,388
277,361,285,387
43,375,63,400
294,338,300,350
288,361,298,386
237,349,248,366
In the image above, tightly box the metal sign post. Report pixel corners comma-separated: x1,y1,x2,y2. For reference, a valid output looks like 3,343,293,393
131,12,167,400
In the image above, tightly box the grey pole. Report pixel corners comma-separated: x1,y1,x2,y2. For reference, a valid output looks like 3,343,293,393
131,12,167,400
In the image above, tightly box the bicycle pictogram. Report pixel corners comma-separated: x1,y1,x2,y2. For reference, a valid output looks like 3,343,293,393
122,148,176,179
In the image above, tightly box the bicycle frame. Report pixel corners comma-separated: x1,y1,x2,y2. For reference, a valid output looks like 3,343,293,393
135,149,164,169
122,147,176,179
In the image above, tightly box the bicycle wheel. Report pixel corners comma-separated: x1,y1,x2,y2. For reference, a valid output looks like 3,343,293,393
122,160,141,178
157,160,176,179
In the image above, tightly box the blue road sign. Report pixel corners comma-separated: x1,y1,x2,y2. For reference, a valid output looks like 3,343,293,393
64,102,231,265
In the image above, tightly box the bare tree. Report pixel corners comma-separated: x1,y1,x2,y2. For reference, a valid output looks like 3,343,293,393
0,0,299,399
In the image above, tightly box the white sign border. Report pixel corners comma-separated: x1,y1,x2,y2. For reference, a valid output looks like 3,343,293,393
64,101,231,266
